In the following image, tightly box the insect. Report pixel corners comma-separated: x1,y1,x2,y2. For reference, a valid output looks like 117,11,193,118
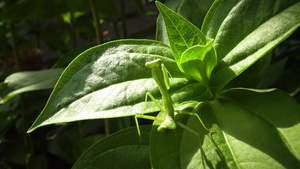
135,59,213,145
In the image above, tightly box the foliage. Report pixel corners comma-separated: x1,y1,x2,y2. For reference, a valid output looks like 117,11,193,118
0,0,157,168
1,0,300,168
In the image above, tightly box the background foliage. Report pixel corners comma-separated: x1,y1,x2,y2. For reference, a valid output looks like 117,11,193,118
0,0,158,168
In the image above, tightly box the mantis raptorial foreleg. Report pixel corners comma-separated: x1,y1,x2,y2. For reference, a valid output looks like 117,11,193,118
144,92,164,112
135,59,213,146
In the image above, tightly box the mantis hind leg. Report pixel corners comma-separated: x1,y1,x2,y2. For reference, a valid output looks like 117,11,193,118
176,110,214,132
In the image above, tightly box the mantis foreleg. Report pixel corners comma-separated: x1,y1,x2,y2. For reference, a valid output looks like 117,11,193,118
144,92,164,112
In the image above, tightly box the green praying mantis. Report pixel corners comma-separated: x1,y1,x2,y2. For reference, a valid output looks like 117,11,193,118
135,59,214,145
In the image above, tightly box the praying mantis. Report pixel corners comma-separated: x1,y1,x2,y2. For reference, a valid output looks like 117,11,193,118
135,59,213,145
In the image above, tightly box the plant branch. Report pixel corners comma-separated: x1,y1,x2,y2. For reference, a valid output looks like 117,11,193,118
89,0,103,44
120,0,127,38
89,0,112,136
70,11,77,49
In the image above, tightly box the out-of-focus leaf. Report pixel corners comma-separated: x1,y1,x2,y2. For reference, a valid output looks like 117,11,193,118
48,129,79,164
2,69,63,103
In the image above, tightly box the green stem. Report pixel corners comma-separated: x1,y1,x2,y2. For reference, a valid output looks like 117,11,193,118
105,119,112,136
10,23,21,70
10,22,33,169
78,121,83,139
35,19,41,48
89,0,112,136
20,97,32,169
89,0,103,44
120,0,127,38
70,11,77,49
112,19,120,39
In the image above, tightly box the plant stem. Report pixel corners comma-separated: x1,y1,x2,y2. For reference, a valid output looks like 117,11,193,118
89,0,112,136
10,22,33,169
10,23,21,70
35,19,41,48
105,119,112,136
78,121,83,139
112,19,120,39
89,0,103,44
70,11,77,49
120,0,127,38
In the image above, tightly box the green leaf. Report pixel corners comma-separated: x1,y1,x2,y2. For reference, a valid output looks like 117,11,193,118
1,69,63,103
224,52,272,90
73,134,106,159
0,98,19,136
180,40,217,86
72,126,151,169
261,57,288,88
156,1,207,72
203,0,300,93
48,128,79,164
28,40,199,133
150,88,300,168
156,0,214,44
150,102,200,169
180,88,300,168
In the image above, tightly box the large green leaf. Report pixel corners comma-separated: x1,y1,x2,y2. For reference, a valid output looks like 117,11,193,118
156,1,207,72
72,125,151,169
28,40,208,133
224,52,272,90
156,0,299,93
150,88,300,168
156,0,214,44
203,0,300,93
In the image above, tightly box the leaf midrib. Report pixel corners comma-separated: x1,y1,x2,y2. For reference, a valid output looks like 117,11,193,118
212,101,241,169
